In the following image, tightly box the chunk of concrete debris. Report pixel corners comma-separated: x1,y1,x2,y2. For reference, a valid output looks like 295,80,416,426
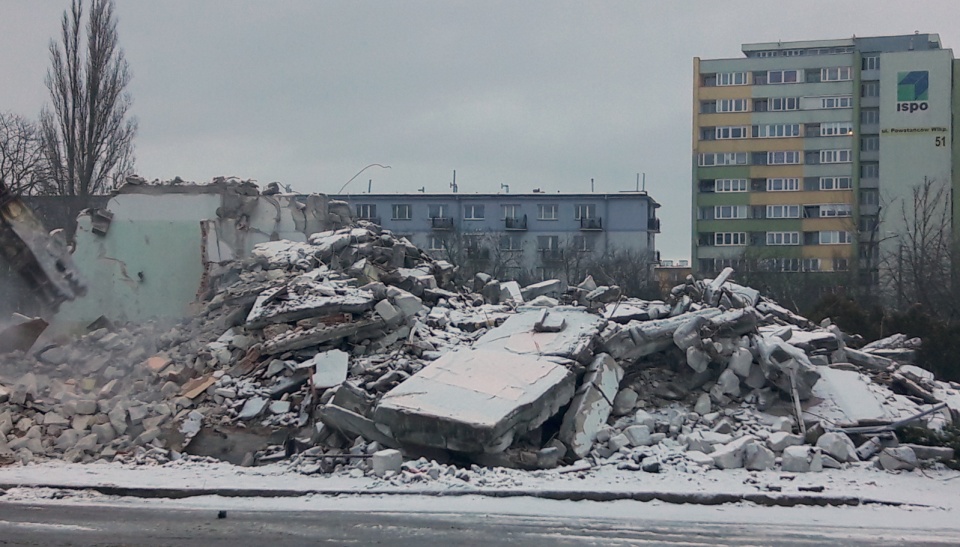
744,443,776,471
710,435,757,469
498,281,524,304
878,446,918,471
781,445,823,473
521,279,562,301
375,348,575,453
474,307,604,363
310,349,349,389
238,397,269,420
612,388,638,416
559,353,623,459
816,432,859,463
533,309,566,333
372,449,403,477
767,431,804,453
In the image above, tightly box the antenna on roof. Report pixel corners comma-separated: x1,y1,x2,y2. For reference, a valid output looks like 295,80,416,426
417,186,425,193
500,183,509,193
450,170,458,193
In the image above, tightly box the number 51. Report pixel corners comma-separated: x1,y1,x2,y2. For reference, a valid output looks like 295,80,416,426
936,136,947,147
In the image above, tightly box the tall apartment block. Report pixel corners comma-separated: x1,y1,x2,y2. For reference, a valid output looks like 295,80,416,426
340,192,660,282
692,33,957,285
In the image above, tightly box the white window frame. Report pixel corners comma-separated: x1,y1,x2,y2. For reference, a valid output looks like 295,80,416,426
767,69,801,84
820,95,853,109
862,56,880,70
861,135,880,152
770,97,800,111
537,204,558,220
820,122,854,136
356,204,377,219
714,179,748,193
755,123,800,138
820,231,852,245
819,203,853,218
501,204,520,220
714,205,747,219
714,232,747,246
499,234,522,251
572,235,593,252
391,204,412,220
820,149,852,164
766,178,800,192
428,236,446,251
819,176,852,190
428,204,447,219
463,204,485,220
766,231,800,246
821,66,853,82
716,126,750,139
803,258,822,272
575,204,596,220
698,152,748,166
766,204,801,219
537,235,560,251
767,151,801,165
716,99,749,113
717,72,748,86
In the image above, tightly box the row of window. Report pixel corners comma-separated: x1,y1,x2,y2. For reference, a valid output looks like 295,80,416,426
698,149,852,166
709,230,853,246
707,95,853,114
710,177,854,193
426,234,595,252
703,121,853,140
706,203,852,219
701,257,851,273
355,203,600,222
748,47,859,59
705,66,853,87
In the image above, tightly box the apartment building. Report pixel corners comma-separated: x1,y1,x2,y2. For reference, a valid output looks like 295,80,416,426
340,191,660,282
693,33,957,285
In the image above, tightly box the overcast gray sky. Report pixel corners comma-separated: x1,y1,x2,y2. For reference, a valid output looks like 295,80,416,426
4,1,960,259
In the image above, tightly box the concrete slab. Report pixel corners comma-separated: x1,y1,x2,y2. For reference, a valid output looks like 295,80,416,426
373,348,575,453
558,353,623,459
474,307,605,362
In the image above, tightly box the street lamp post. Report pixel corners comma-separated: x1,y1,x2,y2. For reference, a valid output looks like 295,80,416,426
337,164,391,194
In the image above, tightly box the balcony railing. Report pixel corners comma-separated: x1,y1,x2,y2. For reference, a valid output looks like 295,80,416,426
648,218,661,232
579,217,603,231
504,215,527,231
431,217,454,230
539,248,564,262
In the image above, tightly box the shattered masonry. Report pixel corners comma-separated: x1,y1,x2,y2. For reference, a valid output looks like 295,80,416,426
1,178,959,479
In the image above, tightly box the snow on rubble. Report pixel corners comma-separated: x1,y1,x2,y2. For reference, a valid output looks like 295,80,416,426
2,221,960,491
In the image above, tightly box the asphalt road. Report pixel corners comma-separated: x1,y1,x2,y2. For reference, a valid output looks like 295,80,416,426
0,502,956,546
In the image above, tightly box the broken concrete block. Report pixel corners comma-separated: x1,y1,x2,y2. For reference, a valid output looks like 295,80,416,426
374,299,403,327
767,431,804,453
238,397,268,420
879,446,918,471
375,348,575,453
781,445,823,473
634,409,656,430
608,433,630,451
624,425,653,447
710,435,757,469
816,432,859,463
558,353,623,459
585,285,621,304
694,393,711,415
686,346,710,374
75,433,99,453
612,388,638,416
533,309,565,333
521,279,562,301
499,281,524,304
744,443,776,471
91,423,116,444
145,355,173,374
372,449,403,477
601,309,721,362
391,290,424,318
311,349,349,389
903,444,954,462
475,307,605,362
728,347,753,378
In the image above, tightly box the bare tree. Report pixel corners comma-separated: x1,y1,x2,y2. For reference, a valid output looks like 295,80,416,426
40,0,136,200
0,113,48,196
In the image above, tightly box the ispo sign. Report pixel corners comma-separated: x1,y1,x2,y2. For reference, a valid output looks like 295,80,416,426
897,71,929,113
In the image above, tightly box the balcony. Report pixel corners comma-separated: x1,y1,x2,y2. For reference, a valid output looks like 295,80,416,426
465,247,491,261
539,248,564,263
431,217,454,230
357,216,381,225
504,215,527,231
579,217,603,231
648,218,661,232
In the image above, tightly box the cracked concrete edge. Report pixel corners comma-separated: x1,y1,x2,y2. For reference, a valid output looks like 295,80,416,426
0,483,916,508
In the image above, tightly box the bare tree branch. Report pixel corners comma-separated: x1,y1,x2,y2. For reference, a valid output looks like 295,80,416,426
0,112,48,196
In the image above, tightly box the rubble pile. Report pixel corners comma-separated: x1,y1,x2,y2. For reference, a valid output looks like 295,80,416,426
2,222,960,479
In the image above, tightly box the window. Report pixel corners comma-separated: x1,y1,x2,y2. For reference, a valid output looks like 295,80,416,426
820,231,853,244
700,100,718,114
572,235,593,251
717,72,748,86
860,189,879,206
803,258,822,272
537,235,559,250
862,56,880,70
715,179,748,192
770,97,799,111
820,149,852,163
499,235,522,251
833,257,850,271
391,204,411,220
820,122,853,136
501,204,519,219
537,204,558,220
821,67,852,81
767,69,801,84
428,204,447,218
716,99,749,113
767,151,801,165
861,109,880,125
767,204,801,218
861,136,879,152
463,204,485,220
715,205,747,219
861,163,879,178
575,204,596,219
754,123,800,138
698,152,748,166
766,178,800,191
356,204,377,219
716,126,750,139
428,236,446,250
820,176,852,190
820,204,852,217
714,232,747,246
820,96,853,109
861,82,879,97
766,231,800,245
761,258,802,272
